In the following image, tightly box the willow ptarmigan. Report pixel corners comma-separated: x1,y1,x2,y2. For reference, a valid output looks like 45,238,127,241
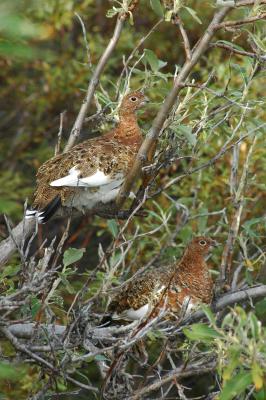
106,237,218,322
25,91,148,223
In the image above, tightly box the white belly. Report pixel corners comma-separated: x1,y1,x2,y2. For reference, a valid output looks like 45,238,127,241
113,304,150,321
64,179,124,211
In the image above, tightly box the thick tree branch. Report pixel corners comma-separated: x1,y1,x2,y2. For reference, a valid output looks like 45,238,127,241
6,285,266,339
0,218,35,267
115,6,232,208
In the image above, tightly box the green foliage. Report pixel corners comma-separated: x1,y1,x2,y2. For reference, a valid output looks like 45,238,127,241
184,307,266,398
0,0,53,60
150,0,164,18
0,362,26,381
0,0,265,397
183,323,222,342
107,219,119,237
63,247,85,267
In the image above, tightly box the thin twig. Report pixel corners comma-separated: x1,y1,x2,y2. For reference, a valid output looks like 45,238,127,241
55,111,66,156
172,14,192,61
64,12,127,152
214,12,266,29
210,42,266,61
116,6,233,208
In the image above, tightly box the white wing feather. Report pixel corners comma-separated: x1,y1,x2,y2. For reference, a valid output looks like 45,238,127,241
50,167,116,188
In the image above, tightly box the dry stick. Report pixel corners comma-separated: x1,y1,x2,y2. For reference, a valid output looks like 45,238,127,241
0,13,128,267
214,12,266,29
0,218,36,267
210,42,266,61
115,5,233,209
54,111,66,156
219,134,257,284
235,0,266,6
116,18,163,96
128,359,216,400
173,14,192,61
64,12,127,152
1,325,98,393
6,284,266,339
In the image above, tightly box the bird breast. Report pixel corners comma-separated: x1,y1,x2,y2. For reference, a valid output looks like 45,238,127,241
63,177,124,211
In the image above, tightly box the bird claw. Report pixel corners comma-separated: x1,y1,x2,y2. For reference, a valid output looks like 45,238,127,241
138,153,148,164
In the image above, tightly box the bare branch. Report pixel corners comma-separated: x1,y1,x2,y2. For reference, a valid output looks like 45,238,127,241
128,358,216,399
116,18,163,96
54,111,66,156
64,13,127,152
214,12,266,30
219,134,257,284
115,6,233,208
210,42,266,61
173,14,192,61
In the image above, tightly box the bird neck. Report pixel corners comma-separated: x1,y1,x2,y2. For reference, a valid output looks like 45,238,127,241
178,249,207,274
176,249,213,304
112,111,142,148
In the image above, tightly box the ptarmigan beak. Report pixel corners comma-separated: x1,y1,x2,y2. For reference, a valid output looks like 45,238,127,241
211,239,221,247
140,96,149,106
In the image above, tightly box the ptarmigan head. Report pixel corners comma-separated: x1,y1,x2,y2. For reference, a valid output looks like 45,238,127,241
120,91,149,114
187,236,219,257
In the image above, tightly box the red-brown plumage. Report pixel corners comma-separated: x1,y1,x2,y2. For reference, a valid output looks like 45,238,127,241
25,91,148,223
107,237,219,321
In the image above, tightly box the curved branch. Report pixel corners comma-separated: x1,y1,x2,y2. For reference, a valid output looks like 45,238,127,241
6,285,266,339
64,12,127,152
128,358,216,400
115,5,233,208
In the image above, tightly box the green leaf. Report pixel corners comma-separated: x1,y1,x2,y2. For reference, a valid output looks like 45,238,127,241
249,313,259,339
94,354,108,361
107,219,118,237
144,49,159,72
201,305,216,326
1,264,20,278
184,7,202,24
0,362,24,381
150,0,164,17
0,199,19,214
242,217,264,237
63,247,85,267
58,273,75,294
220,372,252,400
251,363,263,390
255,298,266,318
183,323,222,342
197,207,208,233
231,63,248,85
173,124,196,146
30,296,41,318
254,388,266,400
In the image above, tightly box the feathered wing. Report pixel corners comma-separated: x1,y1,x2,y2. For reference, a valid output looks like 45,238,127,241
25,139,135,223
108,266,175,321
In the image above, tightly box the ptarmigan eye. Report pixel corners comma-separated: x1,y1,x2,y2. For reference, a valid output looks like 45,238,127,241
199,240,207,246
130,96,137,102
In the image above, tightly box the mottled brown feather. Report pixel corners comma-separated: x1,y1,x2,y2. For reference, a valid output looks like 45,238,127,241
31,91,147,211
108,237,217,318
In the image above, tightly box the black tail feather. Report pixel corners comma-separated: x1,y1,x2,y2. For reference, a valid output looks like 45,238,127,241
25,196,61,224
38,196,62,223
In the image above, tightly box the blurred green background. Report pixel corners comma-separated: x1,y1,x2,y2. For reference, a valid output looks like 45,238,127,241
0,0,265,398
